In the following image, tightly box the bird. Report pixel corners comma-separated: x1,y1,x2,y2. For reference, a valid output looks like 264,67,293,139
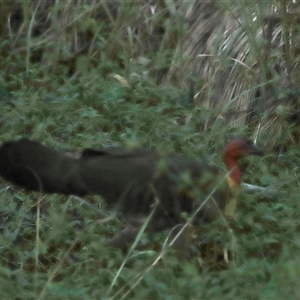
0,138,263,254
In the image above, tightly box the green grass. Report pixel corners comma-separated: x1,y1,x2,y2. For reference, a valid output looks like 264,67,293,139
0,0,300,299
0,72,299,299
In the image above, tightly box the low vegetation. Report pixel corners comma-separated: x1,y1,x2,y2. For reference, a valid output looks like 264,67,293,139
0,1,299,299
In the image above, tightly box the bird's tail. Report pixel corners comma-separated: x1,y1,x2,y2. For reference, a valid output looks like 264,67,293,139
0,138,87,196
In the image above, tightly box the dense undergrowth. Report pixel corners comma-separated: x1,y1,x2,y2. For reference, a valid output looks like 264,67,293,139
0,1,300,299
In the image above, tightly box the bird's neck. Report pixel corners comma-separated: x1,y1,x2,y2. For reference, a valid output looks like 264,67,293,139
223,155,241,185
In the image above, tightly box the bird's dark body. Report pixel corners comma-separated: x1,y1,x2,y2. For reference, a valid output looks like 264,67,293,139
0,138,232,248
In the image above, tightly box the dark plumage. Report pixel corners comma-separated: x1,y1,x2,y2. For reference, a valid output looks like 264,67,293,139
0,138,263,251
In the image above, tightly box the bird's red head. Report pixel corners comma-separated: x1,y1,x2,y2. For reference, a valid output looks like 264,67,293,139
223,138,264,159
222,138,263,184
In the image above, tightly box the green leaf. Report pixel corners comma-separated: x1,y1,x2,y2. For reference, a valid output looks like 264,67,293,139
260,174,276,185
264,237,279,244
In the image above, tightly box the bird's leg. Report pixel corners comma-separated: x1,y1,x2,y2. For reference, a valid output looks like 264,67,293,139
108,215,146,248
169,223,194,260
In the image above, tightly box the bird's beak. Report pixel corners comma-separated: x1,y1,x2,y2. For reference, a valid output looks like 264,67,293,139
249,144,264,156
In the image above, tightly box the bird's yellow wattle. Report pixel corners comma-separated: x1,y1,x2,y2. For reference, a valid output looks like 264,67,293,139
224,176,240,217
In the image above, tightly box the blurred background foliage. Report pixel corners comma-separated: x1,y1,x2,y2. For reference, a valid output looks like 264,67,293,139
0,0,299,299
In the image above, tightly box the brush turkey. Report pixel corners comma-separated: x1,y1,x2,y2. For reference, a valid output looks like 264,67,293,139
0,138,263,252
